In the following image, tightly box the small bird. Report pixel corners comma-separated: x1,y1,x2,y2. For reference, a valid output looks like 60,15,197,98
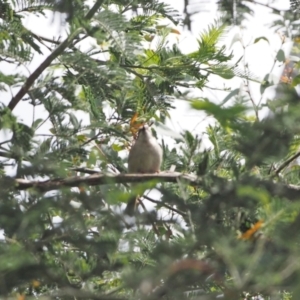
125,124,163,215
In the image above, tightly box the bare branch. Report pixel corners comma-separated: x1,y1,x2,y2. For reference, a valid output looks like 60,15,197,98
15,172,199,192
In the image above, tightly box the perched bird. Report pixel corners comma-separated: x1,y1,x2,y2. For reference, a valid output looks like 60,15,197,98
125,125,163,215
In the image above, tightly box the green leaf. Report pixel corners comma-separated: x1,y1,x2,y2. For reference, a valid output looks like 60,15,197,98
191,99,247,126
77,135,86,143
220,88,240,105
237,185,270,204
260,73,272,94
32,118,44,130
87,149,97,166
254,36,269,44
276,49,285,62
292,74,300,87
196,152,209,176
112,143,124,152
183,130,195,149
0,71,16,85
213,66,235,79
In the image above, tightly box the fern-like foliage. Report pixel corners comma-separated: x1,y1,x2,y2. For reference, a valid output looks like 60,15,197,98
1,1,299,300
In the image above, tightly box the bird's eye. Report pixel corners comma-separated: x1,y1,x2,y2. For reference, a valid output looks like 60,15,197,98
138,125,146,133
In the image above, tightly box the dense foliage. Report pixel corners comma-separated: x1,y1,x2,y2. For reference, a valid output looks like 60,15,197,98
0,0,300,299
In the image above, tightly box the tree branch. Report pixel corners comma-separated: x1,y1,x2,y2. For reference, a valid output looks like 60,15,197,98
273,150,300,176
85,0,105,19
70,167,102,174
15,172,199,192
10,172,300,206
8,28,83,111
7,0,105,111
143,195,187,216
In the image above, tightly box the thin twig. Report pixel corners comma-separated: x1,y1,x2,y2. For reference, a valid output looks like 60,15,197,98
80,132,102,147
273,150,300,176
143,195,187,216
30,32,61,45
0,139,11,146
241,37,259,120
138,200,160,236
257,36,286,108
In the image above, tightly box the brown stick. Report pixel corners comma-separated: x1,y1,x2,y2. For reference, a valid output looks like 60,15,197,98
11,172,300,205
15,172,199,192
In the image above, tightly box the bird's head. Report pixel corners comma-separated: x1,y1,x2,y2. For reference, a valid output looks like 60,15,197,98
137,124,152,141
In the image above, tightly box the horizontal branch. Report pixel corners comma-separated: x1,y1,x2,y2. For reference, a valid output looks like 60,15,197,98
70,167,101,174
13,172,300,203
15,172,199,192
